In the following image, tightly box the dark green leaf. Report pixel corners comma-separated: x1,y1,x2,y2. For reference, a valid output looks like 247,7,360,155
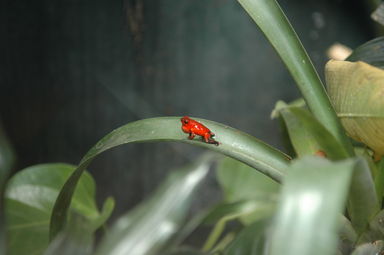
4,163,112,255
224,220,269,255
50,117,290,239
94,154,213,255
347,37,384,69
0,122,15,255
0,122,15,191
376,159,384,202
237,0,354,155
269,157,356,255
275,105,349,160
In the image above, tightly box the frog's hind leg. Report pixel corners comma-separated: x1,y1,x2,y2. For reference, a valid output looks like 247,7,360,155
204,133,219,146
208,139,219,146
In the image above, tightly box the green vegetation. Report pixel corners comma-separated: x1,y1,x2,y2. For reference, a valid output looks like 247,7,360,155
2,0,384,254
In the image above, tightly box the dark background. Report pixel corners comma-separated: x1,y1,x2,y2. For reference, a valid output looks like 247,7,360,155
0,0,375,219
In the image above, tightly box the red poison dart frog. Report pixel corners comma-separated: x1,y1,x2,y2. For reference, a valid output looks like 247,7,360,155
180,116,219,146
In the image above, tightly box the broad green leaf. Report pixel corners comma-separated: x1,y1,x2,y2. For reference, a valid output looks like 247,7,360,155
95,154,213,255
351,240,384,255
326,60,384,160
274,105,349,160
215,157,278,224
224,220,269,255
216,157,279,203
4,163,113,255
50,117,290,239
269,157,356,255
237,0,354,155
347,37,384,69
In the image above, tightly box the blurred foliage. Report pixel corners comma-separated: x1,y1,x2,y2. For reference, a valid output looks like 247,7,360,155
3,0,384,254
4,164,113,255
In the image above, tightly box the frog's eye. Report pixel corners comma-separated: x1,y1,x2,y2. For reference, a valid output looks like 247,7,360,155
183,119,189,124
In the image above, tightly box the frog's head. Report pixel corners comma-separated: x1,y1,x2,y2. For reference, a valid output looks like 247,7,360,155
181,116,190,124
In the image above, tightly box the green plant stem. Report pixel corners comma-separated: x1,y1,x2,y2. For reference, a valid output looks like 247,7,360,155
238,0,354,156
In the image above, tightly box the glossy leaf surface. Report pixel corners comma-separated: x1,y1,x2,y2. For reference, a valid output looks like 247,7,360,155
50,117,290,238
270,157,355,255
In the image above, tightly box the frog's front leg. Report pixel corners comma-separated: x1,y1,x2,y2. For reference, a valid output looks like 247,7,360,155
188,133,196,140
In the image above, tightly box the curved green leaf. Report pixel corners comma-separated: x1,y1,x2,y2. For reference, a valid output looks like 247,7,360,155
94,154,213,255
269,157,356,255
4,163,112,255
50,117,290,239
237,0,354,155
347,37,384,69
